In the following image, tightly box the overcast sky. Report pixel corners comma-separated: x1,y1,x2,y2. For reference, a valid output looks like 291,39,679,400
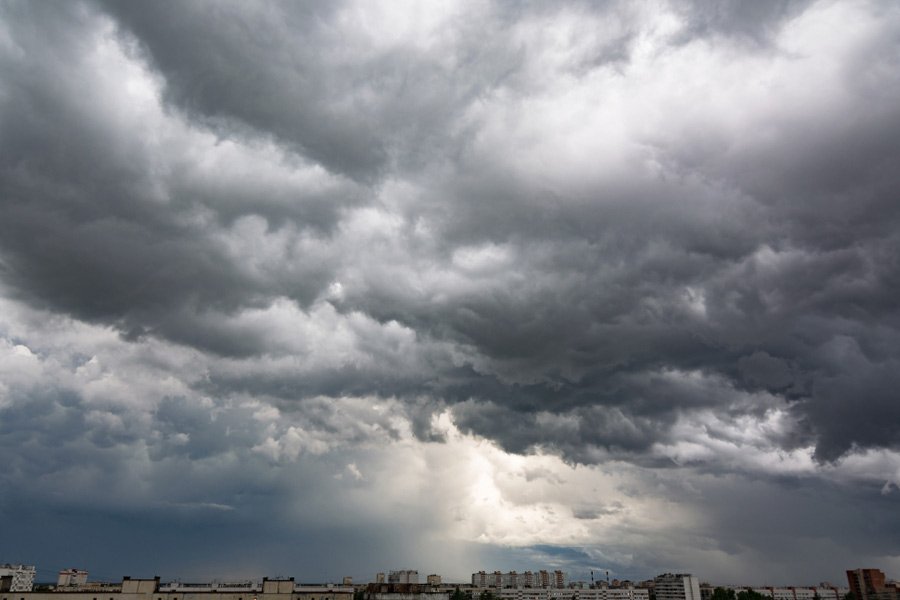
1,0,900,587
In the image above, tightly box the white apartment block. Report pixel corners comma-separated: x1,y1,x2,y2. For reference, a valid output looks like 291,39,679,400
486,587,649,600
159,582,261,592
613,589,649,600
712,587,847,600
654,574,701,600
471,571,568,590
767,588,847,600
389,571,419,585
57,570,89,588
2,578,353,600
0,565,36,592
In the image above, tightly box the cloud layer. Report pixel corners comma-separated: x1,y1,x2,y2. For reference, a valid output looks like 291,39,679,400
1,0,899,585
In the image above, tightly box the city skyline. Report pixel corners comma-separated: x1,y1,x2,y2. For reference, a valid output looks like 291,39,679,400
1,0,900,586
1,563,872,590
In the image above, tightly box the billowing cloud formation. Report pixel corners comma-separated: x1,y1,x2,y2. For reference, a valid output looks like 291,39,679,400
1,0,900,585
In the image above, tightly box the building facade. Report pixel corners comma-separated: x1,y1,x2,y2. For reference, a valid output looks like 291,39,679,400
847,570,899,600
1,577,352,600
470,572,569,590
654,575,701,600
58,572,90,589
0,565,36,592
467,587,649,600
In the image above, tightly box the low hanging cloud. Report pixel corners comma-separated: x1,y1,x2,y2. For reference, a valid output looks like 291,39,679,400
1,0,900,584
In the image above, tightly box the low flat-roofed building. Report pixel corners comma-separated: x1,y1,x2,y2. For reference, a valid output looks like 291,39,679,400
1,577,353,600
489,586,647,600
772,588,794,600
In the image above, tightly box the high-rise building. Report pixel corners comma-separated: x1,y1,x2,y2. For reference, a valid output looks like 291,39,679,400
58,570,89,588
427,575,442,586
470,569,567,590
0,565,36,592
388,571,419,585
376,574,385,584
846,569,898,600
654,574,701,600
554,572,565,590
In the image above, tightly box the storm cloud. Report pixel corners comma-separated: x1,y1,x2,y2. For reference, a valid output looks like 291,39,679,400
1,0,899,585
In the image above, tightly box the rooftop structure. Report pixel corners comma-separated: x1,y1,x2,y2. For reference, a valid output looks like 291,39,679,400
0,565,36,592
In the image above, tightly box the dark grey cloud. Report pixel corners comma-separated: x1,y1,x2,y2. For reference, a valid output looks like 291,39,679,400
0,1,366,355
671,0,815,45
99,0,527,183
1,0,900,583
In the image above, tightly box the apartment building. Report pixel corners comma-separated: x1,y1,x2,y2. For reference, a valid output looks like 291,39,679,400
0,565,35,592
654,575,701,600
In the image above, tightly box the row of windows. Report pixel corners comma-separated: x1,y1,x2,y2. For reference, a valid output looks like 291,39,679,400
3,595,338,600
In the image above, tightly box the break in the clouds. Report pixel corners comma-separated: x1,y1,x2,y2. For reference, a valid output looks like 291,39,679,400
1,0,900,585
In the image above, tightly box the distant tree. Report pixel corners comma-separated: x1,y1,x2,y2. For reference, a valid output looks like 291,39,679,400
711,588,736,600
736,590,766,600
451,588,467,600
843,593,854,600
353,590,366,600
